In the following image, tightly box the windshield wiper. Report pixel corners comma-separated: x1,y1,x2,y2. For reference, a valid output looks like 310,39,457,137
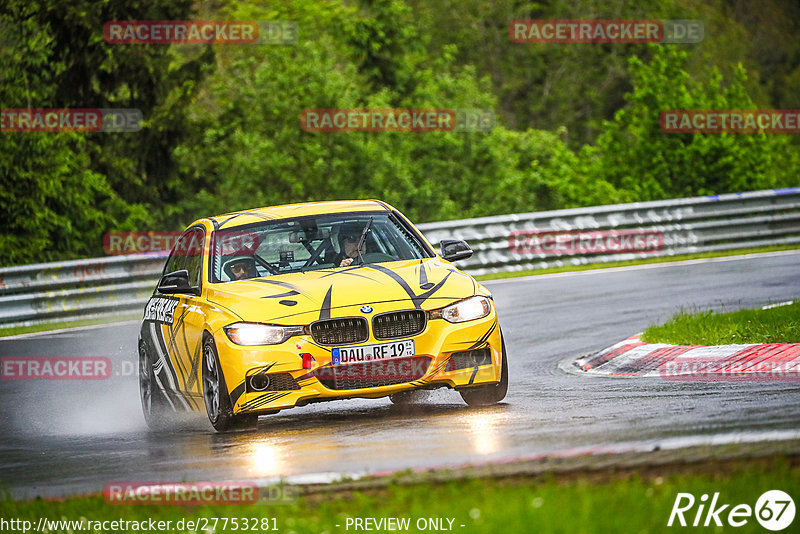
356,216,373,265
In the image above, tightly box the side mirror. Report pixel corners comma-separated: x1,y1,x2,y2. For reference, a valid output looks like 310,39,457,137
440,239,473,262
157,269,198,295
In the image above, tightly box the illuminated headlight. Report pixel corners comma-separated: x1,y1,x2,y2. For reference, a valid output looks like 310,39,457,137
224,323,304,346
429,296,491,323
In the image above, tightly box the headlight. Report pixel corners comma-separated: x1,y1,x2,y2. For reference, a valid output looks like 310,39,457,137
429,296,491,323
224,323,304,346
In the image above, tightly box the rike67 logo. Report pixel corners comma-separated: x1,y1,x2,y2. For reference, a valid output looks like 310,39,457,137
668,490,795,531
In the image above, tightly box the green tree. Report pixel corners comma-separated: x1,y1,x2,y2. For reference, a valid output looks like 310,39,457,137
586,45,799,200
171,0,603,224
0,5,144,264
0,0,213,264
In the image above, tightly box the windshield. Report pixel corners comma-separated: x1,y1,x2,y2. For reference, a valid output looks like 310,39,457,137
211,212,429,282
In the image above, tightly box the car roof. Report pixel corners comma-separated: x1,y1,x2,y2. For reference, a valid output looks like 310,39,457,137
202,200,391,230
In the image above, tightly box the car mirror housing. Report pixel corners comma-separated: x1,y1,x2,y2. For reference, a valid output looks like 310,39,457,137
440,239,473,262
157,269,199,295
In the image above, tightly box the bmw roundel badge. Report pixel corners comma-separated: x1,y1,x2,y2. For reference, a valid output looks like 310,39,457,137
360,305,373,314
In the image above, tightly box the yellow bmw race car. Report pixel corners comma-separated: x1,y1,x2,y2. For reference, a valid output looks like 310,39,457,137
138,200,508,431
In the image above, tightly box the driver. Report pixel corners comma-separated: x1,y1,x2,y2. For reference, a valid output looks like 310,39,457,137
224,256,258,280
334,223,367,267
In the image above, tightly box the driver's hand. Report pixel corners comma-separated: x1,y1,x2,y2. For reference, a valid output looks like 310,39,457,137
339,257,354,267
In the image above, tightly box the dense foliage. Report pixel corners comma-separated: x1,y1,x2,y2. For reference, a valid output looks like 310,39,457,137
2,0,798,265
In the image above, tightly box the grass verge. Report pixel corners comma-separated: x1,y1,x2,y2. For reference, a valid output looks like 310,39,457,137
475,244,800,281
641,300,799,345
1,456,797,533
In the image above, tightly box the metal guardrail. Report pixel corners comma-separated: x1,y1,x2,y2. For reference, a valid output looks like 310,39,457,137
1,188,799,328
0,254,167,328
421,187,800,276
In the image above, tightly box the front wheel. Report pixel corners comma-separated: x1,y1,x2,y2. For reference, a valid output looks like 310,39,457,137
459,335,509,406
202,335,258,432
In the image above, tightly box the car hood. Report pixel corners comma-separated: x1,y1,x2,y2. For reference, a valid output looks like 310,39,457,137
206,258,479,324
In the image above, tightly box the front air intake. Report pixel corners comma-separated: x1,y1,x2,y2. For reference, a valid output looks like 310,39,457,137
314,356,432,390
447,348,491,371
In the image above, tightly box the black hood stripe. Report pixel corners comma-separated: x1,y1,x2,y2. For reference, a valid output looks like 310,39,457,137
417,271,453,301
248,278,316,301
363,263,454,309
419,260,433,289
363,264,423,309
319,266,375,281
319,286,333,320
261,290,300,299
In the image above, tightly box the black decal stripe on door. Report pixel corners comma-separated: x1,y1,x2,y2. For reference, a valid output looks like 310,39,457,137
149,322,192,410
165,306,192,387
185,341,203,394
150,322,180,390
167,303,204,395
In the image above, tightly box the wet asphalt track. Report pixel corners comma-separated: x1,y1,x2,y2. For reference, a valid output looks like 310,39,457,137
1,251,799,499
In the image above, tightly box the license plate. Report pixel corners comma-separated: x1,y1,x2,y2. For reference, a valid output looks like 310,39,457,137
331,340,415,365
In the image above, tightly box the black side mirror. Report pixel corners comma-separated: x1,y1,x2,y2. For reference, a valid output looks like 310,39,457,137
157,269,198,295
440,239,473,262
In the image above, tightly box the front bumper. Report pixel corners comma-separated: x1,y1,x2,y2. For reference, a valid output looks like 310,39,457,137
214,304,502,415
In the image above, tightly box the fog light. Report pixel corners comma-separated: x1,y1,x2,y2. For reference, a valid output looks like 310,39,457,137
249,373,271,391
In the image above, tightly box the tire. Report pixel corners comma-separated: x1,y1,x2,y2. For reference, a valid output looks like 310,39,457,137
389,389,431,405
202,335,258,432
459,334,509,407
138,341,176,431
